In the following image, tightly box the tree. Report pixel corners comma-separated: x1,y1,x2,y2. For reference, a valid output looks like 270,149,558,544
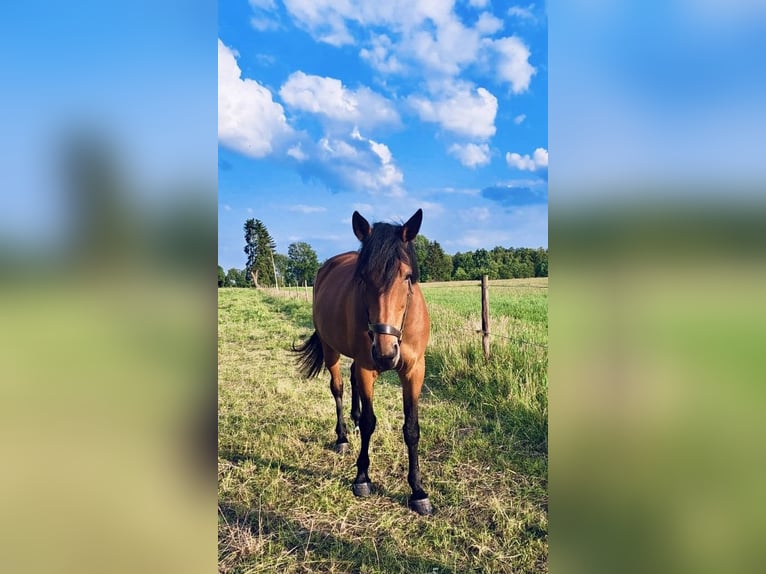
472,248,494,279
274,253,290,286
514,247,536,278
287,241,320,285
225,267,247,287
425,241,452,281
243,218,277,287
439,251,453,282
453,266,469,281
218,265,225,287
451,251,473,281
534,248,548,277
412,235,430,281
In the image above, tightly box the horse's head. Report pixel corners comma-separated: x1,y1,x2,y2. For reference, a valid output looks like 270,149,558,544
353,209,422,371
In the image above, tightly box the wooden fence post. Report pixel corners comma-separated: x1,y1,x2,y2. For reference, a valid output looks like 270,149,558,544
304,280,309,302
481,275,490,360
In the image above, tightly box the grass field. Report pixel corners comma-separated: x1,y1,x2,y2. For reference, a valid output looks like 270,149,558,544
218,278,548,573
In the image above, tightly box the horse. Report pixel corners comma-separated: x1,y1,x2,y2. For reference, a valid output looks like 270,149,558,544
293,209,433,515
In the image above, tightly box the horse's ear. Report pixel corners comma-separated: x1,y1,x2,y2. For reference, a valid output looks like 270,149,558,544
352,211,371,241
401,209,423,242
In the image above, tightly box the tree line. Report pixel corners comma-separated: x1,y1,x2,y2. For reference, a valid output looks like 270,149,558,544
218,218,547,287
218,219,321,288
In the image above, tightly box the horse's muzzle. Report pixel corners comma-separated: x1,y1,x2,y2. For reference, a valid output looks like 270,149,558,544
371,339,400,372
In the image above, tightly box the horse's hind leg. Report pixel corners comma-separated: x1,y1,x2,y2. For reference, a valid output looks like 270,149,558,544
349,361,361,432
324,347,349,453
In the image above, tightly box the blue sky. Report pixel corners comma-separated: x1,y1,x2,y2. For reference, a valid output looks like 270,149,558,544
218,0,547,269
0,1,216,250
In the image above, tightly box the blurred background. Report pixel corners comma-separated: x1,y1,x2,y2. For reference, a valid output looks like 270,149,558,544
0,1,217,573
550,1,766,573
1,1,765,573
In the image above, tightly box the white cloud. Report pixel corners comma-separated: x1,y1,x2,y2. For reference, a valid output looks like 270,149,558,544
251,17,279,31
279,71,400,131
218,39,293,157
533,147,549,167
288,204,327,213
281,0,354,46
476,12,504,35
493,36,536,94
249,1,280,32
219,46,404,196
508,4,536,20
278,1,520,85
369,139,393,164
293,129,405,197
407,16,483,76
435,186,481,196
506,147,548,171
287,143,307,161
513,113,527,124
448,143,491,168
409,84,497,139
459,206,491,221
443,203,548,251
360,34,404,74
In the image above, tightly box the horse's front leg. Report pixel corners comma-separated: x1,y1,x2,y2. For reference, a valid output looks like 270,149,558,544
352,366,377,497
349,361,361,432
399,357,433,515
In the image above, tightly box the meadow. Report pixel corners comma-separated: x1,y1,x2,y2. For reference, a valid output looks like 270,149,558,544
218,278,548,573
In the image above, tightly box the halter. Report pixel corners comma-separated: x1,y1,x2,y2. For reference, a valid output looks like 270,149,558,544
367,278,412,343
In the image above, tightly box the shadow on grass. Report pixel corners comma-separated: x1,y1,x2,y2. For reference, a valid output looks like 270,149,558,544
219,501,455,574
260,292,314,332
220,449,413,512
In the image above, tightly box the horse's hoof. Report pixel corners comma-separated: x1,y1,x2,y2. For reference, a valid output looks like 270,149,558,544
409,496,433,515
335,442,349,454
352,482,372,497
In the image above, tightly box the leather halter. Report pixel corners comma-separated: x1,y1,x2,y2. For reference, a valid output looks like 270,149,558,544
367,278,412,343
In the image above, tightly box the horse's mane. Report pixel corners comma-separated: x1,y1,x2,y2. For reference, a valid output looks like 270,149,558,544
355,222,419,293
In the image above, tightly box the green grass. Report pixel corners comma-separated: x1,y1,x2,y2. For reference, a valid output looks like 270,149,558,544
219,279,548,573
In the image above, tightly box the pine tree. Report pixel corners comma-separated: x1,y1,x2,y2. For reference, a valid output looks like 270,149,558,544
243,218,277,287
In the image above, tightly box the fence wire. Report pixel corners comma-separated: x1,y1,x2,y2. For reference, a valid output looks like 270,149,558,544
474,329,548,349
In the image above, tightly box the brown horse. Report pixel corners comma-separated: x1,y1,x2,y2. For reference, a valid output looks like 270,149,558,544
294,209,432,515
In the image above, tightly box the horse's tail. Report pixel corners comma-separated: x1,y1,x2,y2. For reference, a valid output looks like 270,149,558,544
293,330,324,379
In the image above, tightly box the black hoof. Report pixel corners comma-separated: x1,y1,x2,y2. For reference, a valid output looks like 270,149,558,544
409,496,433,515
335,442,349,454
352,482,372,497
